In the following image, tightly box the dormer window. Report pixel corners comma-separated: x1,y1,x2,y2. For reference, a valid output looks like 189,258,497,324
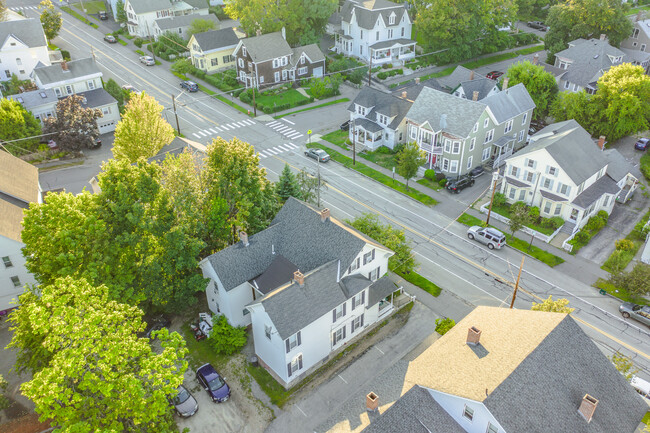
389,13,395,25
356,105,366,116
377,113,388,124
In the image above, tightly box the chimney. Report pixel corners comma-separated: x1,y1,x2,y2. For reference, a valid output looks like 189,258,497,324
281,26,286,40
366,392,379,412
239,231,249,247
597,136,606,150
466,326,481,346
578,394,598,423
415,77,420,84
600,33,606,41
502,77,509,90
61,61,69,71
472,90,479,101
469,70,475,80
320,208,330,222
401,90,407,99
532,53,539,65
293,270,304,286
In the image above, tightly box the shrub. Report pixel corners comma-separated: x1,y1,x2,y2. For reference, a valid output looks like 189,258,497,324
603,249,629,273
528,206,540,220
263,106,273,114
550,216,565,229
511,201,527,212
438,178,448,187
207,315,247,356
616,239,635,251
435,317,455,335
585,215,605,232
134,38,144,48
397,68,404,75
60,50,71,61
239,92,251,104
493,192,507,207
382,63,392,69
597,210,609,224
574,230,590,243
424,169,436,181
377,72,388,80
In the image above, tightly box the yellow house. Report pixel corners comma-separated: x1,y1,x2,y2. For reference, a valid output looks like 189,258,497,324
188,27,242,73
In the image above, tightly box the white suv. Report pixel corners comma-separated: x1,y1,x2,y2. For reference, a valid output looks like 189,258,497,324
467,226,506,250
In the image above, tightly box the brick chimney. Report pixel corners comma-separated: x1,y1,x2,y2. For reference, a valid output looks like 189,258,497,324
415,77,420,84
600,33,606,41
467,326,481,346
637,11,643,22
578,394,598,423
293,270,304,286
366,392,379,412
472,91,479,101
239,231,249,247
401,91,407,99
532,53,539,65
502,77,509,90
597,136,606,150
61,61,69,72
320,208,330,222
469,70,475,80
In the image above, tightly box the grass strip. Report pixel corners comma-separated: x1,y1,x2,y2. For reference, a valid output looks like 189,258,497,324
307,143,438,206
395,270,441,297
457,212,484,226
515,45,546,56
594,279,648,306
117,39,127,46
246,364,293,407
416,177,442,191
462,52,518,69
61,6,98,28
274,98,350,119
72,1,105,14
321,129,350,150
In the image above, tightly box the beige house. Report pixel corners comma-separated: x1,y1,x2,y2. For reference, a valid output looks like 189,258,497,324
188,28,241,73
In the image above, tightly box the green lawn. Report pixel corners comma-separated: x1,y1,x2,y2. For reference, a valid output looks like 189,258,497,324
117,38,128,46
594,279,649,306
61,6,99,28
275,98,350,119
396,270,441,297
462,52,518,69
358,150,397,171
601,208,650,272
491,205,556,236
308,143,438,206
457,212,484,227
416,177,443,191
321,129,350,150
171,70,252,116
182,319,230,370
246,364,293,407
642,411,650,425
515,45,546,56
72,1,106,14
256,89,310,109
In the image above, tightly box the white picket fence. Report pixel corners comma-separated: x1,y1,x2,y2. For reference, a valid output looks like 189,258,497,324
479,203,563,244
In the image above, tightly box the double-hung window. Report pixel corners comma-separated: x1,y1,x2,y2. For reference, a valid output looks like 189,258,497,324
469,137,476,151
333,303,346,322
484,129,494,144
522,112,527,125
369,266,380,281
452,141,460,154
352,291,365,309
332,327,345,345
2,256,12,268
463,405,474,421
504,119,513,133
285,331,301,353
351,314,364,333
363,249,375,265
287,354,303,377
482,148,490,161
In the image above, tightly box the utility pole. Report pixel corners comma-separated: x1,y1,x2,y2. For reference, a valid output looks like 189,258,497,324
510,255,525,309
171,94,180,135
486,171,499,226
367,48,372,86
351,118,356,166
317,156,321,208
146,22,157,64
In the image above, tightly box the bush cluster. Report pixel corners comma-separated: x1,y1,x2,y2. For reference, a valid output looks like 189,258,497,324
376,68,404,80
133,38,144,48
568,211,610,253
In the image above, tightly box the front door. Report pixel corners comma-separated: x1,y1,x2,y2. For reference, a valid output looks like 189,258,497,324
570,208,579,221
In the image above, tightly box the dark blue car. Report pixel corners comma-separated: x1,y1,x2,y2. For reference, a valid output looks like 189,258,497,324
196,363,230,402
180,80,199,92
635,138,649,151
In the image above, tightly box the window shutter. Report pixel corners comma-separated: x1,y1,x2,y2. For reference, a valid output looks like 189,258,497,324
348,266,351,274
533,161,537,169
351,297,356,311
298,355,303,369
332,309,336,323
356,258,360,269
524,158,529,167
343,326,346,339
297,331,301,346
343,302,346,316
287,362,292,377
285,339,290,353
361,291,365,306
350,321,355,333
368,272,372,280
545,166,549,174
372,249,375,260
361,313,364,327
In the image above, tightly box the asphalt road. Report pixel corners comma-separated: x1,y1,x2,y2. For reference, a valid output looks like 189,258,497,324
21,2,650,383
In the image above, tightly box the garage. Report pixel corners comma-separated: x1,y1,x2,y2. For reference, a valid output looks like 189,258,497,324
313,66,323,77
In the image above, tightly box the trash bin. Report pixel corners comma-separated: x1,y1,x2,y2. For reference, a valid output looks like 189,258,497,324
599,289,607,295
249,356,258,367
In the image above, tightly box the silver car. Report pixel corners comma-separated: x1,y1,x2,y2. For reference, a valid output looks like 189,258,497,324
619,302,650,328
172,384,198,417
139,55,155,66
467,226,506,250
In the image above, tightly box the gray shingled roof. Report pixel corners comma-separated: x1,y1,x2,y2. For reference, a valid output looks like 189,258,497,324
367,275,397,307
540,189,568,202
249,254,298,295
206,198,373,292
517,120,608,185
76,88,117,109
557,38,627,87
128,0,172,14
239,32,291,63
571,175,621,208
406,86,487,138
33,58,101,85
259,260,373,339
0,18,46,49
362,386,466,433
457,77,497,101
541,62,567,78
505,176,528,188
370,38,414,50
436,65,484,90
341,0,408,31
155,14,219,31
604,149,642,182
291,44,325,66
391,78,447,101
9,88,57,109
636,19,650,39
349,86,413,130
354,117,384,133
482,83,535,124
620,47,650,64
484,315,647,433
193,27,240,52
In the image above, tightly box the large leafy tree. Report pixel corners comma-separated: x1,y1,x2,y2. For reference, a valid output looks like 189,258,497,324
544,0,632,62
531,296,575,313
0,98,41,152
7,277,187,432
116,0,127,24
610,263,650,297
203,137,280,244
505,61,558,120
188,18,217,38
549,90,594,129
281,0,338,45
104,78,125,112
43,95,101,152
396,141,426,189
39,0,62,41
112,92,175,162
224,0,281,36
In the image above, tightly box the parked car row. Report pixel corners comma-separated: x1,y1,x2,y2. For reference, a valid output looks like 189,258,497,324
527,21,549,31
169,363,231,417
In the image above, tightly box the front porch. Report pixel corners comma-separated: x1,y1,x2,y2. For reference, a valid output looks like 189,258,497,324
370,38,416,65
491,136,514,169
349,118,386,151
418,142,443,171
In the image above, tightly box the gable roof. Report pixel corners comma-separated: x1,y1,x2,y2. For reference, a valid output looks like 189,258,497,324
127,0,173,14
0,150,40,242
205,198,386,293
635,18,650,40
239,32,291,63
155,13,219,31
9,88,57,110
406,86,487,137
33,58,102,85
76,88,117,109
349,86,412,129
557,38,627,87
0,18,47,49
571,174,621,208
457,77,497,101
603,149,642,182
515,120,607,185
192,27,240,52
404,306,647,433
481,83,535,124
436,65,484,90
291,44,325,66
341,0,408,30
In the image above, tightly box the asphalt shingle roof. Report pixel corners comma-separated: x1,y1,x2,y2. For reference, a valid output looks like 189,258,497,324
571,175,621,208
556,38,627,87
291,44,325,66
457,77,497,101
603,149,642,182
370,38,414,50
406,86,487,138
76,88,117,109
436,65,484,90
0,17,46,48
193,27,240,52
341,0,408,31
9,88,57,110
367,275,397,307
33,58,101,86
128,0,172,14
249,254,298,295
239,32,291,63
349,86,412,130
155,14,219,31
482,83,535,124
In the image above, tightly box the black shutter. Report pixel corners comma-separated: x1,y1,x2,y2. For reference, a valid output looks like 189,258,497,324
360,313,364,327
351,296,356,311
332,309,336,323
287,362,292,377
343,302,346,317
350,321,355,333
368,272,372,280
357,257,360,269
361,290,365,306
285,339,290,353
348,265,351,274
343,326,346,339
372,249,375,260
298,355,303,369
297,331,301,346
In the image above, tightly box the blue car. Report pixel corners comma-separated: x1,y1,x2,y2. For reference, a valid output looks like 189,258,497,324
196,363,230,402
634,138,649,151
180,80,199,92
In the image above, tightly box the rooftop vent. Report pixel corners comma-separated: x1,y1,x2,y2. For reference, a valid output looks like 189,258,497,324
293,270,304,286
239,231,249,247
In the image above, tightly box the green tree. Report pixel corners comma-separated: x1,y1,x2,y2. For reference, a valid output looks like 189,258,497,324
0,98,42,153
508,203,530,239
116,0,127,24
112,92,175,162
610,262,650,297
296,169,324,205
0,0,6,22
104,78,125,112
610,351,638,382
43,94,101,151
276,163,301,201
281,0,338,45
505,61,558,120
531,295,575,313
39,0,62,40
435,317,456,335
544,0,633,62
396,141,426,189
514,0,547,19
8,277,187,431
549,90,594,129
188,18,217,38
207,315,248,355
224,0,281,36
203,137,280,244
1,74,32,96
0,374,8,410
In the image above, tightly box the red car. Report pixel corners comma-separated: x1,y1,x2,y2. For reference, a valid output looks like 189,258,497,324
486,71,503,80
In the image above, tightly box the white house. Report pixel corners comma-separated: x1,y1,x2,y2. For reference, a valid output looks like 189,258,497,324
332,0,415,65
0,151,42,311
199,198,401,388
500,120,640,234
152,13,220,41
9,88,58,125
0,17,50,81
76,88,121,134
361,306,648,433
124,0,209,38
32,58,103,98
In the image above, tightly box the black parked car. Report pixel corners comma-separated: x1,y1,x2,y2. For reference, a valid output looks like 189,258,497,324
340,120,350,131
469,165,485,177
98,11,108,20
446,175,475,193
527,21,548,31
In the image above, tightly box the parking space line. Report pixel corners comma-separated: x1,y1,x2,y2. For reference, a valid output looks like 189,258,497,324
295,404,308,417
338,374,348,384
375,346,385,355
282,118,295,125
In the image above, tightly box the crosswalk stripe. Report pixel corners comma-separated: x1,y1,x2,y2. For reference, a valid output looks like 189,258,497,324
243,119,255,126
271,123,285,130
208,128,218,134
213,125,223,132
198,131,208,137
266,148,278,155
276,126,290,133
288,132,302,139
267,121,279,127
228,123,239,128
220,124,230,130
277,144,290,152
293,133,304,139
258,152,266,158
192,133,201,138
260,150,272,157
234,121,246,127
287,143,298,149
281,118,295,125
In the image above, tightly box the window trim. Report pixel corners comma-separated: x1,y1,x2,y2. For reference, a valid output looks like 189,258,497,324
2,256,13,268
462,404,474,422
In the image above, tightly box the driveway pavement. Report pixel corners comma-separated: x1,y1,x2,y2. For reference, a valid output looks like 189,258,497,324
0,318,35,426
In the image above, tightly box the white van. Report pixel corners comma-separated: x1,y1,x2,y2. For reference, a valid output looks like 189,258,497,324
631,376,650,404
